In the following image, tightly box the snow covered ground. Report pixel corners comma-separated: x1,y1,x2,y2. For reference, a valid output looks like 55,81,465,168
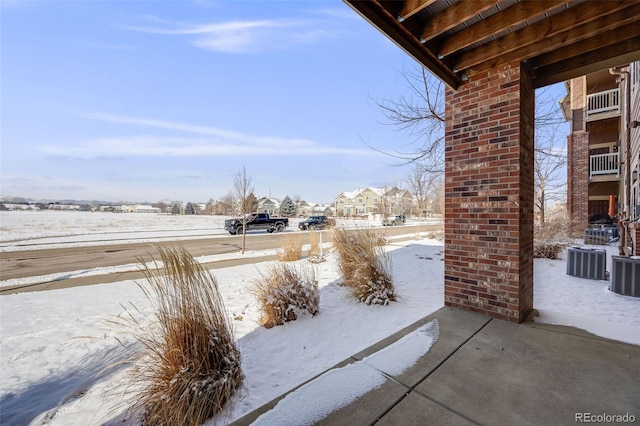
1,211,638,425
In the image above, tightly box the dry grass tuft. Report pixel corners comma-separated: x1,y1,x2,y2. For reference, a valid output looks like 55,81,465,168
277,234,303,262
128,246,242,426
306,231,325,263
332,228,396,305
534,218,572,259
252,263,319,328
375,234,388,246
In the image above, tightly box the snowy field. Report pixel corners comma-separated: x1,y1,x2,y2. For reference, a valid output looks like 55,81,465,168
1,211,639,425
0,210,440,251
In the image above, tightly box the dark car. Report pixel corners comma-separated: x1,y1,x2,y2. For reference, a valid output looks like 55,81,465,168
298,215,334,231
224,212,288,235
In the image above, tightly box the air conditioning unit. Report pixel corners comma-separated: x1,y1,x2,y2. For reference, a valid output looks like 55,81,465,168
566,247,607,280
610,256,640,297
584,229,607,245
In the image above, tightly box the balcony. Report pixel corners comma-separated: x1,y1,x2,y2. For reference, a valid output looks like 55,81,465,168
590,152,619,180
586,89,620,121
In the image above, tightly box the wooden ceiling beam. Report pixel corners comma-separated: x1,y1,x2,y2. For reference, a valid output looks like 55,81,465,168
398,0,438,21
376,0,406,18
454,1,633,72
465,3,640,77
438,0,569,58
420,0,502,42
533,37,640,88
529,22,640,71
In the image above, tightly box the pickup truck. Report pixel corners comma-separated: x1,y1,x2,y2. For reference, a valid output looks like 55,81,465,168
298,215,335,231
382,214,406,226
224,212,289,235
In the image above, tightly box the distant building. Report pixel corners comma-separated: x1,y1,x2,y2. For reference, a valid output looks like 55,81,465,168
257,198,280,215
48,204,80,211
296,200,334,217
334,187,413,217
116,205,161,213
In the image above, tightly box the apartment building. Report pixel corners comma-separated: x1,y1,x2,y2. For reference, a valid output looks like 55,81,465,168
565,61,640,253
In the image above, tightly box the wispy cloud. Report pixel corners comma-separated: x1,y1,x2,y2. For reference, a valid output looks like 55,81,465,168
82,42,137,51
316,7,363,21
119,17,326,54
42,113,379,159
0,0,30,9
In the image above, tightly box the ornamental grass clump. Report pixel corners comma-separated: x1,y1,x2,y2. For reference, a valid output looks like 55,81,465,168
130,246,242,426
277,234,303,262
252,262,319,328
332,228,396,305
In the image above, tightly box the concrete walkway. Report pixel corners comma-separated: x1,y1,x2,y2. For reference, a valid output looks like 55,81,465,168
232,307,640,425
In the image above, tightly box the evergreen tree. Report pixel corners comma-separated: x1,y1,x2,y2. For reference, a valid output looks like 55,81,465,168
280,196,297,217
243,192,259,213
185,202,195,215
171,203,181,215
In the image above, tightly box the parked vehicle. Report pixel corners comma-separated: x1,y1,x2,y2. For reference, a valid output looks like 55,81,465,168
382,214,406,226
224,213,289,235
298,215,335,231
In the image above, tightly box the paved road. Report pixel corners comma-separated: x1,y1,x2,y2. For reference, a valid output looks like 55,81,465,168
1,224,442,294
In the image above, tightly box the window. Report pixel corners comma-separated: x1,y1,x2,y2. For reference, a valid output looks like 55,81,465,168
372,197,378,203
358,198,363,204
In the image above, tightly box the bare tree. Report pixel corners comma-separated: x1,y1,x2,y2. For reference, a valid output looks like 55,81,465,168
205,198,215,215
376,185,392,221
217,193,235,215
374,67,445,174
152,201,168,213
430,177,445,217
293,194,302,216
232,166,255,254
534,92,567,224
375,65,567,224
405,164,440,218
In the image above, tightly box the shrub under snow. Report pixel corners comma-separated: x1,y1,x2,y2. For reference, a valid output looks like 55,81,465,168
252,262,319,328
332,228,396,306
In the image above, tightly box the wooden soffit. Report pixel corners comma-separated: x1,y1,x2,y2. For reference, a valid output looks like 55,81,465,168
345,0,640,89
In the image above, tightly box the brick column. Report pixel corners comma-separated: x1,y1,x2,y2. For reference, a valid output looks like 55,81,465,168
567,132,589,235
631,223,640,255
444,62,534,323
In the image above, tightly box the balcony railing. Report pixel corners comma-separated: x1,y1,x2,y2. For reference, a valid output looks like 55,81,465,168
589,152,619,179
586,88,620,117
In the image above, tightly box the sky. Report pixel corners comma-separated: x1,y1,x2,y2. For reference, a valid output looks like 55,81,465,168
1,211,638,424
1,0,568,205
1,0,435,204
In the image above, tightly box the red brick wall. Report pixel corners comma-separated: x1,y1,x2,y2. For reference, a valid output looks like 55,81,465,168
444,62,534,323
567,132,590,235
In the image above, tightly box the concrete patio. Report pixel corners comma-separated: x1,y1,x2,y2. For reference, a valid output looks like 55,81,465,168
232,307,640,425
